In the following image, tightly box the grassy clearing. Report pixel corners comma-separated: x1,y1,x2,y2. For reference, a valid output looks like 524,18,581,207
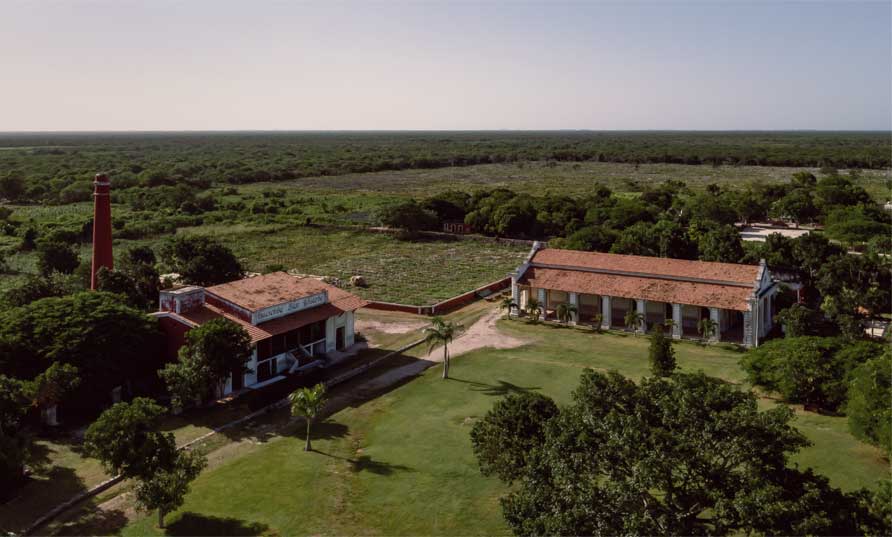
240,161,892,200
112,314,888,536
0,222,528,304
176,224,528,304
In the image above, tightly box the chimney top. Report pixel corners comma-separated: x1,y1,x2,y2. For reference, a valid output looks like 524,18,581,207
94,173,110,185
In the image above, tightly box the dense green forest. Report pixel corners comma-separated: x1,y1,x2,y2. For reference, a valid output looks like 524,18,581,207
1,131,890,205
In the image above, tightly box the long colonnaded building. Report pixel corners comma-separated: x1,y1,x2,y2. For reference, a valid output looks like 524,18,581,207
153,272,368,395
511,243,776,347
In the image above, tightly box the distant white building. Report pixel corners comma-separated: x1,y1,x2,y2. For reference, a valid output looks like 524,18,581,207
739,226,811,242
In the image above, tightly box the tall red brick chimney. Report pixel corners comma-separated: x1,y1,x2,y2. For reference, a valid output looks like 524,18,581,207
90,173,113,290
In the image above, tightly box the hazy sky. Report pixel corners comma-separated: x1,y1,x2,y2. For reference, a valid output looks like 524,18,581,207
1,1,890,131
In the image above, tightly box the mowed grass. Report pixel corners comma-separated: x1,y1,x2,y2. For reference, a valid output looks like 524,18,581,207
120,317,889,536
176,224,529,304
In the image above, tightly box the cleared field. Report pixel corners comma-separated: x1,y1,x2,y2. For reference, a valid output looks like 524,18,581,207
175,224,528,304
239,161,892,200
0,222,529,305
110,315,888,536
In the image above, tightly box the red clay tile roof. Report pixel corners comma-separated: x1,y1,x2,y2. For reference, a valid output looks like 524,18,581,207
519,266,753,311
531,248,760,284
206,272,333,312
171,295,368,344
166,273,369,343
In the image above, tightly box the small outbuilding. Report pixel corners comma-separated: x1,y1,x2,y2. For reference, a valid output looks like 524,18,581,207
153,272,367,394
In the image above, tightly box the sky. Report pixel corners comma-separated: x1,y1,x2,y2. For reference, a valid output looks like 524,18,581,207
1,1,890,131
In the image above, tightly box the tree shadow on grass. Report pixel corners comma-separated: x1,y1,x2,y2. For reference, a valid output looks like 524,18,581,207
283,419,350,442
54,508,128,536
448,377,539,397
164,513,272,536
314,451,414,476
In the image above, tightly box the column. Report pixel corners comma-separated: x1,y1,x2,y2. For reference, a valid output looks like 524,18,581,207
743,310,755,347
346,311,355,347
325,316,336,352
538,288,547,321
569,292,579,325
636,299,647,333
709,307,721,342
601,296,612,330
511,276,519,304
671,303,682,339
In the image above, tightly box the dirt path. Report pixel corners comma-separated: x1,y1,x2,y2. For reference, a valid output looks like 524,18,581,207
334,306,527,402
354,318,428,335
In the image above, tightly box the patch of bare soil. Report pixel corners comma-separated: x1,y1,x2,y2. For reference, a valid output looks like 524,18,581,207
354,319,428,335
336,307,528,402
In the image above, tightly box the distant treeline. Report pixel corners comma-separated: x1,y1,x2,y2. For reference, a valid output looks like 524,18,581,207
0,131,889,204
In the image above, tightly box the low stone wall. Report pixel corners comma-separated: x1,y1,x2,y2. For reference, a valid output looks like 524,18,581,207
365,277,511,317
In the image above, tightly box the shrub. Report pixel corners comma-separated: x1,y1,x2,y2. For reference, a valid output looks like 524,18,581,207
648,328,677,377
741,337,879,411
777,304,822,337
846,350,892,456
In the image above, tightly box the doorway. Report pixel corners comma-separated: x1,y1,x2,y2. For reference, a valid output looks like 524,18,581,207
336,326,346,350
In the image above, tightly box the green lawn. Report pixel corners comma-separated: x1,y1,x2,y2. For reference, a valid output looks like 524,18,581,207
115,318,888,536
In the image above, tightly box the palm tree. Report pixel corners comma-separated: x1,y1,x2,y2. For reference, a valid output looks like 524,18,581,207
289,383,327,452
663,318,677,335
592,313,603,332
698,318,718,343
424,317,464,379
526,297,542,322
624,310,645,334
555,303,578,324
500,297,517,319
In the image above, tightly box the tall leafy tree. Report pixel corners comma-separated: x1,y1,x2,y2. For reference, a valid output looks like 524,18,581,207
134,449,206,528
0,292,163,414
476,370,878,535
160,318,252,408
470,392,559,483
159,235,243,286
86,398,206,528
0,375,31,491
84,398,177,479
846,349,892,457
698,225,744,263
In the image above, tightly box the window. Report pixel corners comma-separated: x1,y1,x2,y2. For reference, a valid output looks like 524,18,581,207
256,357,277,382
257,340,272,360
270,334,285,356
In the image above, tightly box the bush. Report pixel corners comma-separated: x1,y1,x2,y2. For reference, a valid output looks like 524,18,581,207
846,350,892,456
36,241,80,276
777,304,824,337
740,337,865,410
648,328,677,377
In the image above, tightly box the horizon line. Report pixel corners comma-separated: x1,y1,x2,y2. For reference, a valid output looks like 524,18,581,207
1,129,890,135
